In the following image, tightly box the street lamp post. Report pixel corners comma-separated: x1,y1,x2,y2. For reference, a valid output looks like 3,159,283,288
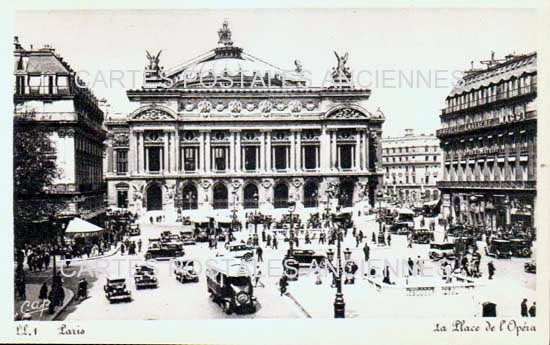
326,229,352,318
284,201,298,280
377,191,383,234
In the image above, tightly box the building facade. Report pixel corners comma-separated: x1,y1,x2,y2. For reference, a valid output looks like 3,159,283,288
104,22,385,220
13,37,107,221
436,52,537,229
381,129,441,203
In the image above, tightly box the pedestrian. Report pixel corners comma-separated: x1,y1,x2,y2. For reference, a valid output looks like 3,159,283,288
387,233,391,246
521,298,528,317
254,266,265,288
137,239,142,252
355,235,360,248
150,216,153,224
39,282,48,301
443,231,448,242
529,302,536,317
372,232,376,244
267,234,272,247
272,237,278,250
407,236,412,248
363,243,370,262
487,261,495,280
279,274,289,296
415,256,422,275
256,246,263,262
120,243,125,256
407,257,414,276
382,265,391,284
305,232,311,244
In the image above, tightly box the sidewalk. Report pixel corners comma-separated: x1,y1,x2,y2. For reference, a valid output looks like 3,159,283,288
14,284,74,321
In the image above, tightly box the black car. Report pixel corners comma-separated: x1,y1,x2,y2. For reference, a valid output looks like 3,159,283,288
145,243,184,260
104,278,132,303
291,249,326,267
509,239,532,257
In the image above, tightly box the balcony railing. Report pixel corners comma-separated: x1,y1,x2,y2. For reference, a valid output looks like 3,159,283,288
437,111,536,137
15,86,72,97
437,180,536,190
441,84,537,116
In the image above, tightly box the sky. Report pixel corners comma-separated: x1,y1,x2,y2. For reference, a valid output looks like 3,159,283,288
14,8,537,137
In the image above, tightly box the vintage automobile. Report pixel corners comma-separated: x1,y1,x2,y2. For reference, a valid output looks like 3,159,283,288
509,239,532,257
485,239,513,258
128,223,141,236
180,229,196,245
411,229,435,244
524,260,536,273
104,277,132,303
133,264,158,289
206,258,257,314
196,229,209,242
389,221,411,235
428,242,456,261
145,243,184,260
173,258,199,283
291,249,327,267
216,244,255,261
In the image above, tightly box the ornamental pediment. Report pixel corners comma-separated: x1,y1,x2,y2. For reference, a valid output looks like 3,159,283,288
325,107,369,119
129,106,176,121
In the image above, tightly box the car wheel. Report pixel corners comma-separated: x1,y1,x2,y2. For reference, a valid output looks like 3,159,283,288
522,248,531,257
222,301,232,315
243,253,253,261
145,254,152,260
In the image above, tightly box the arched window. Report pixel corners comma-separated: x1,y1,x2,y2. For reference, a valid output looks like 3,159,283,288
181,184,198,210
213,183,228,209
243,184,259,209
146,184,163,211
303,182,318,208
339,180,354,208
273,183,289,209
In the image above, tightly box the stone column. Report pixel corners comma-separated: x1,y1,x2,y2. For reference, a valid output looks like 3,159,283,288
204,130,211,172
136,131,143,173
198,131,205,172
320,126,329,171
363,129,369,171
230,130,236,172
331,130,338,170
290,130,296,171
265,130,272,171
296,129,302,171
353,130,363,170
129,130,137,173
260,131,266,171
171,130,178,173
163,131,169,173
235,130,241,172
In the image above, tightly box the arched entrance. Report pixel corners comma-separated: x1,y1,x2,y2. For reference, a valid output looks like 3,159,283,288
182,184,198,210
146,184,163,211
213,183,228,209
303,182,318,208
339,180,354,208
243,184,259,209
274,183,289,209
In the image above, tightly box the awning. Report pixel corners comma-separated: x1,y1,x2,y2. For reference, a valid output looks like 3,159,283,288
397,208,415,215
190,215,210,224
216,216,233,224
64,217,104,237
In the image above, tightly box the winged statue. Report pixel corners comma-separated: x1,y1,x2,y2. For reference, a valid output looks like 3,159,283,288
146,50,162,71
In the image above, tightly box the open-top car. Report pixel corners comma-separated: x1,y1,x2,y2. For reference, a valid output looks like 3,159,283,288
128,223,140,236
180,229,196,245
217,244,255,261
428,242,455,261
173,258,199,283
389,222,411,235
485,239,513,258
104,277,132,303
291,249,327,267
133,264,158,289
509,238,532,257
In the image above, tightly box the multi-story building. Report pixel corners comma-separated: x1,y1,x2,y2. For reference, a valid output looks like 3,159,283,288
13,37,107,221
104,21,385,220
436,52,537,229
381,129,441,203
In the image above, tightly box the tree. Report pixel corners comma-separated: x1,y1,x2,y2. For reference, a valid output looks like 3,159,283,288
13,111,65,246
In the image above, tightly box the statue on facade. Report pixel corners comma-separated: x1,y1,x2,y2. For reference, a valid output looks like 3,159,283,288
332,51,351,82
218,20,233,46
146,50,162,72
294,59,303,73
